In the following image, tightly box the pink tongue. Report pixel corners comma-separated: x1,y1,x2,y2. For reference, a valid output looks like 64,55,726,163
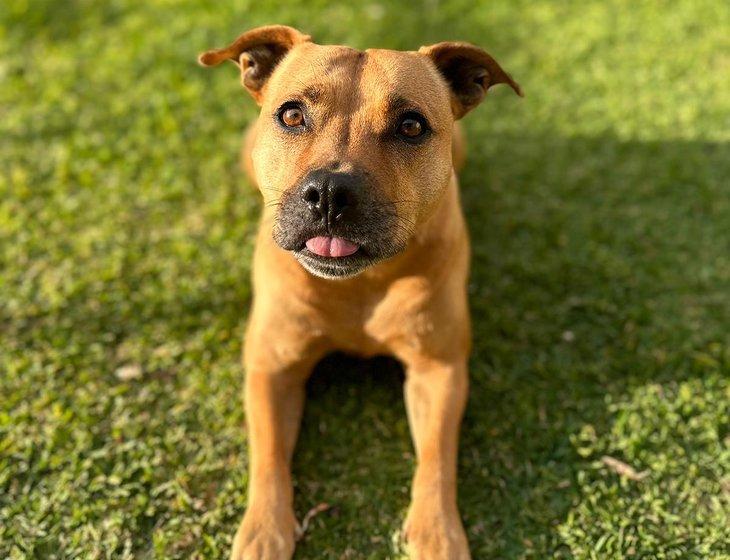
305,236,359,258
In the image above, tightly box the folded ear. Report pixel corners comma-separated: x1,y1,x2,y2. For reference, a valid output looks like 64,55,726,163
198,25,311,103
419,42,523,119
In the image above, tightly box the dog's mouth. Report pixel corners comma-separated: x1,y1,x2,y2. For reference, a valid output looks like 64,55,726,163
271,185,409,279
294,236,375,279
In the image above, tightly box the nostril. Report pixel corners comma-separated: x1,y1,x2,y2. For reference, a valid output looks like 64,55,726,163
303,188,320,205
332,189,349,211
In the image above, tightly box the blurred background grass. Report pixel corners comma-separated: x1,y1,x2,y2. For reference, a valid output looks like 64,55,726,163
1,0,728,558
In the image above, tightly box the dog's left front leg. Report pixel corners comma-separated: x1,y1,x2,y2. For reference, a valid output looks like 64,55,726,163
402,357,471,560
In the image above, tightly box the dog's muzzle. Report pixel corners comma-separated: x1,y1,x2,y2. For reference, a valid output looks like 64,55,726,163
272,168,407,278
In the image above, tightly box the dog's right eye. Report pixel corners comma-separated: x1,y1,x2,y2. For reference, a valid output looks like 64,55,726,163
277,103,306,130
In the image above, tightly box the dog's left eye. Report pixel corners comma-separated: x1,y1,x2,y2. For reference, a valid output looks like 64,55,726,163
277,103,306,129
396,112,429,142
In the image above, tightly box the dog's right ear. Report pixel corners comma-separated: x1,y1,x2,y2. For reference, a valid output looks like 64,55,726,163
198,25,310,103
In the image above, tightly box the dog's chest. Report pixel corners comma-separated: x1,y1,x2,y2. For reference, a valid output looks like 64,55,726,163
319,276,437,357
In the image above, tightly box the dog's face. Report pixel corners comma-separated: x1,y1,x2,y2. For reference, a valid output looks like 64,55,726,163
257,43,456,278
200,26,520,278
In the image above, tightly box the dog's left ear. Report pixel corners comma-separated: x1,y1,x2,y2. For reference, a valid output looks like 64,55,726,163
198,25,311,103
419,42,523,119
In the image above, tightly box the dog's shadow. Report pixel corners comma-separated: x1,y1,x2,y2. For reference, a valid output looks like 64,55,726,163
294,353,411,558
288,134,729,559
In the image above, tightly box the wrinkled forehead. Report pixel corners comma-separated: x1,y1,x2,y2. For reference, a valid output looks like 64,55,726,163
264,43,452,128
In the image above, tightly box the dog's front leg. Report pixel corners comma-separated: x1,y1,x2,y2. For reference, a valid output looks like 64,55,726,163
402,357,471,560
230,340,314,560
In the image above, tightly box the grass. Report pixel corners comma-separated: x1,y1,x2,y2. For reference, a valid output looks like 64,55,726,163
1,0,728,558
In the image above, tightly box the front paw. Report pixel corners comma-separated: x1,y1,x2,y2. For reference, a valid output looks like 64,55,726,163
230,503,298,560
403,501,470,560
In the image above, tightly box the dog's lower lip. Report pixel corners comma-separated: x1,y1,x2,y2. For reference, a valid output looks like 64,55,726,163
305,236,359,258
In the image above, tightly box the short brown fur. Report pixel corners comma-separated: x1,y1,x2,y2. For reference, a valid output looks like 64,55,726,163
199,25,521,560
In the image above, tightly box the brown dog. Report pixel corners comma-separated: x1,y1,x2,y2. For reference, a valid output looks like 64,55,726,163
199,25,521,560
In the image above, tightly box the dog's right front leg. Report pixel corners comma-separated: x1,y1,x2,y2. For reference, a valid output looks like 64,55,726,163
230,339,315,560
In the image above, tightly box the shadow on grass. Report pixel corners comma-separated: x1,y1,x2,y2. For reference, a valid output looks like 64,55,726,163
286,135,728,559
6,125,725,558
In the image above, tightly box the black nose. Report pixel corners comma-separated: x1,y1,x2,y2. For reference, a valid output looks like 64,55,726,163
300,170,360,227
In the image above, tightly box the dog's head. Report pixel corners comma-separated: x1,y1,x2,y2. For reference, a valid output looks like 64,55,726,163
200,25,521,278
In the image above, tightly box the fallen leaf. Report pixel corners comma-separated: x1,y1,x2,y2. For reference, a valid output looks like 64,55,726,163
115,364,142,381
296,502,331,539
601,455,649,481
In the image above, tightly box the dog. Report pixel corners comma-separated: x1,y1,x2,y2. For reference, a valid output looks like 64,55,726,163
198,25,521,560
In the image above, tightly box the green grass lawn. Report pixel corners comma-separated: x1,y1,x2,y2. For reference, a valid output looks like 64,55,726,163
1,0,729,558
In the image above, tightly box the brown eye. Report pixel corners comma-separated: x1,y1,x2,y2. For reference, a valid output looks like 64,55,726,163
397,112,429,142
399,118,422,137
279,105,305,128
